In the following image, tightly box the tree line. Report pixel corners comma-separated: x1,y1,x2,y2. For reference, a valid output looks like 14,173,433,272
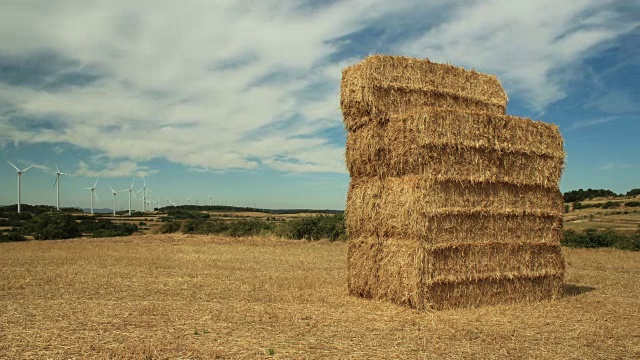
563,188,640,203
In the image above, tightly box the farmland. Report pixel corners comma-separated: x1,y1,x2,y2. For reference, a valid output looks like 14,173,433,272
1,234,639,359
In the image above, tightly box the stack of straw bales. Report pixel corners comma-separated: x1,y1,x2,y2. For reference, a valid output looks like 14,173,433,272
342,55,565,310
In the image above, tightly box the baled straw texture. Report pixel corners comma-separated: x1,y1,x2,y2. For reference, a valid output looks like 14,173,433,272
347,237,380,298
347,237,564,310
346,189,563,244
341,55,507,129
346,109,565,186
423,274,564,310
347,175,564,219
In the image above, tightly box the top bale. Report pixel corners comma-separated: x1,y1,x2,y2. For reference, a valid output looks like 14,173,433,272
341,55,508,127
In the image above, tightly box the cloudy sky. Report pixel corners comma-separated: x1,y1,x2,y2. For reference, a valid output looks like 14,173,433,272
0,0,638,210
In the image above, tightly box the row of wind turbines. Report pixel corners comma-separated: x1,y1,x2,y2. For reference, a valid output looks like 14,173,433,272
7,160,158,216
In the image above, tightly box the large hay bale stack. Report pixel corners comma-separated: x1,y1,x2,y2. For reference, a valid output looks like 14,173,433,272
342,55,565,310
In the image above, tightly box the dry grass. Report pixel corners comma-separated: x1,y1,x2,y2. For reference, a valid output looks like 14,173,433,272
564,209,640,233
1,235,639,359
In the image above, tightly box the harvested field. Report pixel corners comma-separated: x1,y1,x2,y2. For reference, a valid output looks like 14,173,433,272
1,235,639,359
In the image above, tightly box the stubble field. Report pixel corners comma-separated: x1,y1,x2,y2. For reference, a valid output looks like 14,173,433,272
1,234,639,359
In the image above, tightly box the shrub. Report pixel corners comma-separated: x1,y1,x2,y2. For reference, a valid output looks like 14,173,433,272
601,201,622,209
573,202,602,210
159,221,181,234
163,210,209,220
613,234,640,251
562,228,638,250
0,230,27,242
227,219,273,237
279,214,346,241
79,219,138,237
25,212,82,240
624,201,640,207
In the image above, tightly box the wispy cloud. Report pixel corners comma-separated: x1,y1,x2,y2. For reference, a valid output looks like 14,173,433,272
75,160,158,178
399,0,637,112
0,0,635,176
597,162,634,171
569,116,621,130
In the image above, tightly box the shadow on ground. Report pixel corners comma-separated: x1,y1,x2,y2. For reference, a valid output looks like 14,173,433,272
563,283,596,297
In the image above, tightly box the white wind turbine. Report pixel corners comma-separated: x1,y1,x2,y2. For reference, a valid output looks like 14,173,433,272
109,185,123,216
53,165,69,211
140,178,150,212
84,178,99,215
123,179,137,216
209,196,213,206
7,161,33,213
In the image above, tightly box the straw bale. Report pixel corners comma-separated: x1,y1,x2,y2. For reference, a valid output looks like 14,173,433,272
347,143,563,187
346,237,380,298
341,55,508,127
345,210,563,245
347,176,564,219
376,239,564,310
346,111,565,186
425,274,564,310
346,109,564,159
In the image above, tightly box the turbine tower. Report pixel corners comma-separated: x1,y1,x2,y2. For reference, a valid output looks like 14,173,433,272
53,166,69,211
124,179,136,216
140,178,148,213
109,185,123,216
7,161,33,213
84,178,99,215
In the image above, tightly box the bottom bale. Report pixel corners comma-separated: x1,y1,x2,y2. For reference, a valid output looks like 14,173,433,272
375,240,565,310
424,274,564,310
347,237,380,298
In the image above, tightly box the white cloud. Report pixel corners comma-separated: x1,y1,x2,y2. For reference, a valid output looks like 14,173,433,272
597,162,634,172
0,0,635,175
399,0,637,112
75,160,158,178
569,116,620,130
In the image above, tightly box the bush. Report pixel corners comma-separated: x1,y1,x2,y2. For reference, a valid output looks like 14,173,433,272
163,210,209,220
24,212,82,240
601,201,622,209
79,219,138,237
573,202,602,210
227,219,273,237
279,214,346,241
562,228,639,251
159,221,181,234
624,201,640,207
626,189,640,197
613,234,640,251
0,230,27,242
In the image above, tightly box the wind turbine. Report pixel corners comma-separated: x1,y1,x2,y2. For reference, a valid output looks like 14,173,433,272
124,179,136,216
209,196,213,206
140,178,149,212
53,165,69,211
7,161,33,213
84,178,99,215
109,185,123,216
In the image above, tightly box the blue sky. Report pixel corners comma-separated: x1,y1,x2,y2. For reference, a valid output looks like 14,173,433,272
0,0,638,210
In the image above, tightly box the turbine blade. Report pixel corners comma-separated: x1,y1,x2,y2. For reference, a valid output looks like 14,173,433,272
56,165,60,173
109,185,115,193
23,165,34,172
130,178,136,190
53,177,58,188
94,177,99,188
7,160,20,172
94,192,99,202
